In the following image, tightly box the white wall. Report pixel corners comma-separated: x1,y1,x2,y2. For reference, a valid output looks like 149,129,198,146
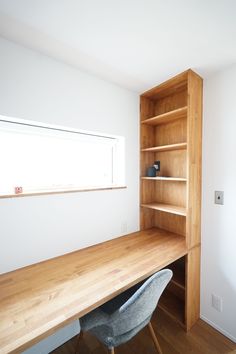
201,64,236,342
2,33,235,350
0,37,139,352
0,37,139,275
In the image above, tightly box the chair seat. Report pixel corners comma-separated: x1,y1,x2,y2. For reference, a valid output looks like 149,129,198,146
80,281,144,332
78,269,173,354
90,316,151,348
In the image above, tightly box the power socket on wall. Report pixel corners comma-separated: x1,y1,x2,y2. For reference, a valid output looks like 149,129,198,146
214,191,224,205
212,294,223,312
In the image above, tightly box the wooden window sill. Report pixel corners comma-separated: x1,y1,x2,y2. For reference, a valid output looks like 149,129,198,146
0,185,127,199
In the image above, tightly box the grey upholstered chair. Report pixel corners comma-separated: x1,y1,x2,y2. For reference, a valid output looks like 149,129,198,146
76,269,173,354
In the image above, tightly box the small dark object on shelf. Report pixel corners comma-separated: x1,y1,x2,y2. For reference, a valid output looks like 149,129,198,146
147,161,160,177
154,161,160,172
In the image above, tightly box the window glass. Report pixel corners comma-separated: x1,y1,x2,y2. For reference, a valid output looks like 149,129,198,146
0,116,125,196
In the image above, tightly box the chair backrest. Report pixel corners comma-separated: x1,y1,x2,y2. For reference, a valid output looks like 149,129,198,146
110,269,173,336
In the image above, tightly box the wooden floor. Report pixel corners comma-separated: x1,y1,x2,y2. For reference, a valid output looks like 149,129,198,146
51,309,236,354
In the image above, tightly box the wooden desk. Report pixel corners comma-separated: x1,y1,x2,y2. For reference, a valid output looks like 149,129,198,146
0,228,187,354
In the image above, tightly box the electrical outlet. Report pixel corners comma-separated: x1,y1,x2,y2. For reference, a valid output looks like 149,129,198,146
215,191,224,205
212,294,223,312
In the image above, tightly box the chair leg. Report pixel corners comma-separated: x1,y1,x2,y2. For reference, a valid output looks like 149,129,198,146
148,322,163,354
75,331,83,353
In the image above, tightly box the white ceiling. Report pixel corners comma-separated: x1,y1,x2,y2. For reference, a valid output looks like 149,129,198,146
0,0,236,92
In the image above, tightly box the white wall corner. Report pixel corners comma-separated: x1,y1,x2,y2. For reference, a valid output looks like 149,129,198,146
200,315,236,343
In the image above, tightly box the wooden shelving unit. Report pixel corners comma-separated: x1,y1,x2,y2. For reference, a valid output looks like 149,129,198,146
141,142,187,153
168,258,185,290
158,289,185,326
140,69,202,330
141,177,187,182
141,203,186,216
141,106,187,126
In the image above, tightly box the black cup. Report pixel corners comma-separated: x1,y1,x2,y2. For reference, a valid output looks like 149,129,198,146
147,166,156,177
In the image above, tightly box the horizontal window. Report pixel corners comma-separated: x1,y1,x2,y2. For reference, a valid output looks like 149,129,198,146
0,115,125,197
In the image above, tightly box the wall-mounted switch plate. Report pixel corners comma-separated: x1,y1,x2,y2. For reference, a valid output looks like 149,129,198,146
215,191,224,205
212,294,223,312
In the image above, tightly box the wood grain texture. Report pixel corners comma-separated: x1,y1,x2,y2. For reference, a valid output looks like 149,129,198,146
167,279,185,302
186,70,203,249
167,257,185,289
155,181,186,208
154,89,187,116
140,124,155,149
140,151,155,177
158,289,185,326
141,142,187,152
140,180,155,204
140,96,155,121
140,207,154,230
140,69,202,330
185,246,201,330
141,71,188,101
0,228,187,354
154,117,187,147
154,150,187,178
141,106,187,126
154,211,186,237
141,203,186,216
0,186,127,199
141,177,187,181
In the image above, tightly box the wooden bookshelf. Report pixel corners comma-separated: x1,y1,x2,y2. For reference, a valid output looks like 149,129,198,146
141,106,187,126
141,142,187,153
158,289,185,326
141,203,187,216
141,177,187,182
140,69,202,330
167,257,185,289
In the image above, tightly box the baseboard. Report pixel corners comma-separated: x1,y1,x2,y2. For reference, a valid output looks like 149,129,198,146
23,320,80,354
200,315,236,343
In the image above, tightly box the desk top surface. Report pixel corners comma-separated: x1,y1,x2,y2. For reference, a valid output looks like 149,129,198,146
0,228,187,354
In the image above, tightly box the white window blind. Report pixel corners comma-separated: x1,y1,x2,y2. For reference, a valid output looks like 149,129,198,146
0,115,125,196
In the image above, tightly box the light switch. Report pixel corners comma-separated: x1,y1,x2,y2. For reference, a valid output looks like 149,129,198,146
215,191,224,205
212,293,223,312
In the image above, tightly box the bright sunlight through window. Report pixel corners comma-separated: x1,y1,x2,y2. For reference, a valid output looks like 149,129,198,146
0,115,125,197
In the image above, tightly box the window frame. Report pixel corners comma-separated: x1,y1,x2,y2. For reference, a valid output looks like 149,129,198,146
0,115,126,198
